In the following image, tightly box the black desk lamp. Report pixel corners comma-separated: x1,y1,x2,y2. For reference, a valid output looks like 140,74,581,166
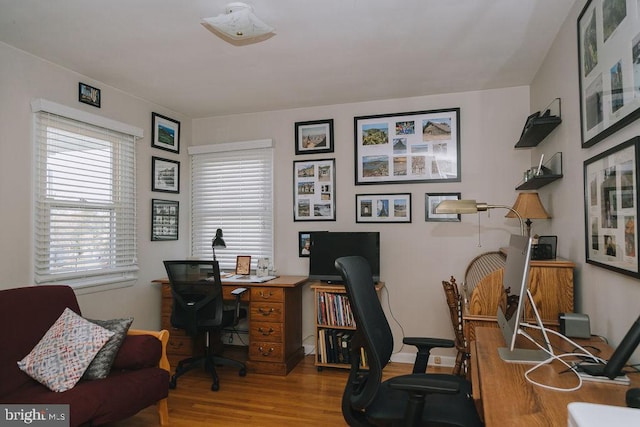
212,228,226,261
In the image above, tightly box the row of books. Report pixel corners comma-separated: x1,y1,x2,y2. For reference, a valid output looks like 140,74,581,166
316,291,355,327
317,328,367,367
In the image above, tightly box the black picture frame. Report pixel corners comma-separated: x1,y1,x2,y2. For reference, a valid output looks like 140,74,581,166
577,0,640,148
298,232,312,257
152,112,180,153
584,136,640,277
78,82,101,108
425,192,462,222
355,193,412,223
152,157,180,193
293,158,336,221
151,199,179,241
354,108,460,185
295,119,334,155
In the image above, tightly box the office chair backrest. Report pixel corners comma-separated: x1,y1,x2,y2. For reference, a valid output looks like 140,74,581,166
335,256,393,411
163,260,224,337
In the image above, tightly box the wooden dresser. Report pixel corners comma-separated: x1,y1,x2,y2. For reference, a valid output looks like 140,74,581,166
461,251,575,341
158,275,308,376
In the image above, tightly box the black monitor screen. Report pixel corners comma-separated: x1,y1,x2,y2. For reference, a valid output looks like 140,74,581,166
309,232,380,282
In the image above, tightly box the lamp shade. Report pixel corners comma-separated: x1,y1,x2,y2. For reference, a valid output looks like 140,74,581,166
435,199,487,214
202,2,274,41
506,192,550,220
212,228,226,248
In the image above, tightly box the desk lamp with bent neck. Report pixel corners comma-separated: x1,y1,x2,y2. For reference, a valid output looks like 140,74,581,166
212,228,226,262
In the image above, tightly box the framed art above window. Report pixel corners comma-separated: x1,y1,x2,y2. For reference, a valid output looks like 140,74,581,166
577,0,640,148
354,108,460,185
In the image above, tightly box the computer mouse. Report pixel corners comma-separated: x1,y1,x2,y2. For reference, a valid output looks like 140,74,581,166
626,388,640,409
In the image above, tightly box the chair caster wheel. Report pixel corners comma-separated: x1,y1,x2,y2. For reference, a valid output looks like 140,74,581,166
169,377,177,389
211,383,220,391
239,368,247,377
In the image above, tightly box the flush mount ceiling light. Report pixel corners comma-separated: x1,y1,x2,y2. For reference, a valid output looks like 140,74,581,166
202,2,274,42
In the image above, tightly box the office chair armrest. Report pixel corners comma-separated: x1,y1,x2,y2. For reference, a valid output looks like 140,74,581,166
387,375,460,395
231,287,248,323
403,337,455,373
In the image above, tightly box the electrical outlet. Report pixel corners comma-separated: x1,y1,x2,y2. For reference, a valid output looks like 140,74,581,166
434,356,442,365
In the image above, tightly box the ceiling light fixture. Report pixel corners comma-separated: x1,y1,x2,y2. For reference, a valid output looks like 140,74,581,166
202,2,274,42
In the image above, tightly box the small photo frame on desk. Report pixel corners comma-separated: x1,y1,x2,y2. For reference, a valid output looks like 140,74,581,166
235,256,251,275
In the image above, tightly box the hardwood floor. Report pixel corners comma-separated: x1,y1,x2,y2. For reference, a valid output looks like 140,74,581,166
105,352,446,426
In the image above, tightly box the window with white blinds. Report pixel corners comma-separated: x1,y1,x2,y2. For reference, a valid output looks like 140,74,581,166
190,141,274,272
33,103,139,287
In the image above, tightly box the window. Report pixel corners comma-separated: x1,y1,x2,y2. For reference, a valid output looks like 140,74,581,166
190,140,274,271
33,100,141,288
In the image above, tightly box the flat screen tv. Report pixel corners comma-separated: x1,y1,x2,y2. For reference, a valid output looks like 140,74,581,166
309,232,380,282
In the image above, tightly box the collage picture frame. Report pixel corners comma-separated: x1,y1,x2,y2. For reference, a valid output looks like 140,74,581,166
293,158,336,221
355,193,412,223
577,0,640,148
151,199,179,241
354,108,460,185
584,136,639,277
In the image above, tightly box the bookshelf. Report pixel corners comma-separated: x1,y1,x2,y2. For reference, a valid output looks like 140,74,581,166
310,281,384,371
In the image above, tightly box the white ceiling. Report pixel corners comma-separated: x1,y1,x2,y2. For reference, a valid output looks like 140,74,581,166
0,0,576,118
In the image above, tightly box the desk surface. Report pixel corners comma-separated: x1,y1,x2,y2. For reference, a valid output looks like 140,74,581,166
153,275,308,288
474,327,639,426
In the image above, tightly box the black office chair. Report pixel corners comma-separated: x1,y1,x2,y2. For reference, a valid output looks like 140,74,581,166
163,260,247,391
334,256,483,427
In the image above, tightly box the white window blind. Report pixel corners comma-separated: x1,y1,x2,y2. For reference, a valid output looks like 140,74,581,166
190,142,274,272
33,109,138,287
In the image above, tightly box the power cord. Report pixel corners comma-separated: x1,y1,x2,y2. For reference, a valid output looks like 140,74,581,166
380,285,407,354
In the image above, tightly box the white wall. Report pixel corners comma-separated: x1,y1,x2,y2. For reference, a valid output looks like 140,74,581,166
0,42,190,330
192,87,532,356
531,0,640,362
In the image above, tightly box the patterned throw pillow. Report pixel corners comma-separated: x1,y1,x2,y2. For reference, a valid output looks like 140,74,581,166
82,317,134,380
17,308,114,392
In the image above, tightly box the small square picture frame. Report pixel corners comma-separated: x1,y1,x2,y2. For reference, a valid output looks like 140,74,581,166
235,255,251,275
152,157,180,193
152,112,180,153
78,82,101,108
425,192,461,222
295,119,334,155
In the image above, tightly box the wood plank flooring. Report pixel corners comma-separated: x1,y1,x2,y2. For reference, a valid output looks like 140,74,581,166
105,352,447,426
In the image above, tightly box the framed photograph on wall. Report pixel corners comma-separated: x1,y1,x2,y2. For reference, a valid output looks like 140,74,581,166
295,119,334,155
78,82,101,108
577,0,640,148
354,108,460,185
151,199,178,241
425,192,461,222
584,136,639,277
152,157,180,193
355,193,412,223
298,232,312,257
152,112,180,153
293,158,336,221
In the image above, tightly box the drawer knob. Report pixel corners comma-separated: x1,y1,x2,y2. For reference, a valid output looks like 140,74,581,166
259,290,274,299
258,346,275,356
258,307,275,316
258,327,274,336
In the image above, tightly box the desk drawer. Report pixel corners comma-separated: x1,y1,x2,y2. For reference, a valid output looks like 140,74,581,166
167,335,192,356
251,287,284,302
250,302,283,322
249,321,283,342
249,342,284,361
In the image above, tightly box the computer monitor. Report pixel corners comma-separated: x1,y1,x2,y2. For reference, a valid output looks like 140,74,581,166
496,234,551,363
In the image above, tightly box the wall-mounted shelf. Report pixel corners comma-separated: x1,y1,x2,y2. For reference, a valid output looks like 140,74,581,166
516,152,563,190
514,98,562,148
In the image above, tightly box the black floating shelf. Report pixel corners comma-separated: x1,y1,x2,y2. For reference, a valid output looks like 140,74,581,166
516,174,562,190
514,116,562,148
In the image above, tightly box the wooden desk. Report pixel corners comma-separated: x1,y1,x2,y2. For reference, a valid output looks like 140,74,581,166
472,327,639,426
155,275,308,376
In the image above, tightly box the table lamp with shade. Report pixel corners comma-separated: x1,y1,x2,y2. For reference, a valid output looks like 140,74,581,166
505,192,551,237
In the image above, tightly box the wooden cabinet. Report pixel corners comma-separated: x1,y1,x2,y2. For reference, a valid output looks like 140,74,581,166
158,276,307,376
463,253,574,342
310,281,383,370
